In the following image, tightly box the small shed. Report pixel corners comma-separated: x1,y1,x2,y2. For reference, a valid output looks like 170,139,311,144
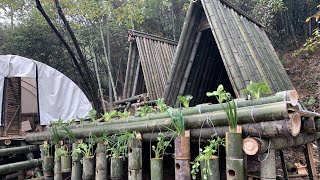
122,30,178,101
0,55,92,136
163,0,294,106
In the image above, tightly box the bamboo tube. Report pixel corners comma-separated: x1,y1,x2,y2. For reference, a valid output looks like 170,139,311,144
82,157,95,180
110,157,123,180
0,159,41,175
61,155,71,173
226,127,244,180
150,158,163,180
175,132,191,180
28,102,293,142
123,42,134,98
128,138,142,180
46,92,298,131
200,156,220,180
43,157,54,178
54,144,62,180
302,117,316,133
23,143,42,178
95,143,107,180
71,143,82,180
260,149,276,180
5,172,19,179
243,132,320,155
0,145,39,156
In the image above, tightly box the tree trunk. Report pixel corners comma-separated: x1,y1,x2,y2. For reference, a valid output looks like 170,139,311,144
96,143,107,180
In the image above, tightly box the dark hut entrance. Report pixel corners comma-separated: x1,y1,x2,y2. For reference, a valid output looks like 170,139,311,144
1,77,38,137
183,29,235,106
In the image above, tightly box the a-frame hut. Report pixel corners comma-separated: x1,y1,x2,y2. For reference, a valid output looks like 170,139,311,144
122,30,177,101
163,0,294,106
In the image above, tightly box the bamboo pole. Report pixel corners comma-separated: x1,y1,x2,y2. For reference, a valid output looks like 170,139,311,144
243,132,320,155
150,158,163,180
226,127,244,180
260,149,276,180
71,143,82,180
302,117,316,133
110,157,123,180
0,159,41,175
96,143,107,180
200,156,220,180
28,102,293,142
54,144,62,180
175,131,191,180
0,145,39,156
128,138,142,180
82,157,95,180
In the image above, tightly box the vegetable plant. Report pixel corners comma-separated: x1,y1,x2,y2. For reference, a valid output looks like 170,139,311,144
137,105,155,117
103,110,118,121
106,131,135,159
206,84,238,132
72,134,95,159
243,81,271,99
191,135,225,180
42,144,51,157
55,146,69,158
177,95,193,108
118,110,130,119
152,132,172,159
88,109,97,121
168,108,185,136
156,98,169,113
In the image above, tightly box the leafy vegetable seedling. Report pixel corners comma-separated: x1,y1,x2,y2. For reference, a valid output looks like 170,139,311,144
177,95,193,108
243,81,271,99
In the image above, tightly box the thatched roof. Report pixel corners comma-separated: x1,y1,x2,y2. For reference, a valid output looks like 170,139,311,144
163,0,294,106
122,30,177,100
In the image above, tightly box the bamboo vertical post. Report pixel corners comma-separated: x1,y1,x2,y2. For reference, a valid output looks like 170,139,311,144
150,158,163,180
71,142,82,180
128,136,142,180
111,157,123,180
175,130,191,180
226,127,244,180
40,144,54,179
54,144,62,180
96,143,107,180
260,149,276,180
200,156,220,180
279,150,288,179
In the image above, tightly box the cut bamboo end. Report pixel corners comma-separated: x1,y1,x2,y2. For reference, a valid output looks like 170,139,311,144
243,137,259,155
276,90,299,106
291,112,302,136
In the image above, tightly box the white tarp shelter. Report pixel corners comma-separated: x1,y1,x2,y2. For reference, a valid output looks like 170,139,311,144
0,55,92,125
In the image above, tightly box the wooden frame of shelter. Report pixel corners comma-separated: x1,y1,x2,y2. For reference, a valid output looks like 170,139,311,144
163,0,295,106
122,30,178,102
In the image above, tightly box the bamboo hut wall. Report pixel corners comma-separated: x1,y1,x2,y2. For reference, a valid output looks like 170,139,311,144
123,30,177,101
163,0,294,106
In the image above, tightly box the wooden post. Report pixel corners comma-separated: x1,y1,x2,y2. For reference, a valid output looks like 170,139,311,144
304,144,318,180
71,142,82,180
279,150,288,180
260,149,276,180
226,126,244,180
96,143,107,180
175,130,191,180
128,134,142,180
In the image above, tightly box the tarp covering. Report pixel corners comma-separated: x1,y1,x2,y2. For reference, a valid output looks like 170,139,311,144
0,55,92,125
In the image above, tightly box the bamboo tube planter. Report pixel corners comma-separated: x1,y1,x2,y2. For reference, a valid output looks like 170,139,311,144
40,145,54,179
82,157,95,180
175,131,191,180
150,158,163,180
95,143,107,180
110,157,123,180
260,149,276,180
71,143,82,180
0,159,41,175
60,155,71,173
128,138,142,180
54,144,62,180
200,156,220,180
226,127,244,180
